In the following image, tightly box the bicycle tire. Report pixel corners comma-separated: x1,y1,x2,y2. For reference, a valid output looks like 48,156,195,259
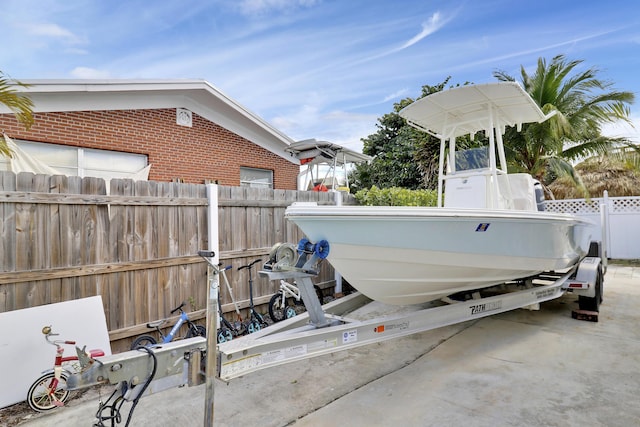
27,371,71,412
268,293,289,322
247,320,261,334
186,325,206,338
130,335,157,350
217,328,233,343
284,306,297,319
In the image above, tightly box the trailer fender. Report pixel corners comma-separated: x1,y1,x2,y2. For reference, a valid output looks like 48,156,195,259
567,257,602,298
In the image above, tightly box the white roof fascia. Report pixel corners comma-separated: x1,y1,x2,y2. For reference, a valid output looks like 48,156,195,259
4,79,297,163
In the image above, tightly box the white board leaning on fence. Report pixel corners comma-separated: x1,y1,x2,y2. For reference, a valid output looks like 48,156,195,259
0,296,111,408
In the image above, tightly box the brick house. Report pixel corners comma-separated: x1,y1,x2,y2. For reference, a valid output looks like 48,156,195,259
0,79,300,189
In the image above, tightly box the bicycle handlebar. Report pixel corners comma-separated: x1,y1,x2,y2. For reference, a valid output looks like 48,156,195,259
238,259,262,271
170,302,186,314
42,326,77,346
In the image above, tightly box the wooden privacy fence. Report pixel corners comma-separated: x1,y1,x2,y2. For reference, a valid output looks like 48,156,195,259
0,172,350,352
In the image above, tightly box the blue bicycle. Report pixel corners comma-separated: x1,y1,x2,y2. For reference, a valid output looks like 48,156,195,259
130,302,206,349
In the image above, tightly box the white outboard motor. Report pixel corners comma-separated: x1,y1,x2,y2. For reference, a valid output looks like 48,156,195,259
534,180,545,211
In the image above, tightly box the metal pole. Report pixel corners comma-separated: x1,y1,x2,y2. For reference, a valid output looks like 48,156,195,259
334,190,343,296
204,184,219,426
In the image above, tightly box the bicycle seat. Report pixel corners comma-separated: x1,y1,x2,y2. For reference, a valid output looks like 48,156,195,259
147,319,167,328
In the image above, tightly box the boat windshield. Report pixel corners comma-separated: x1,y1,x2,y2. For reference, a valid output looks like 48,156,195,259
454,147,489,172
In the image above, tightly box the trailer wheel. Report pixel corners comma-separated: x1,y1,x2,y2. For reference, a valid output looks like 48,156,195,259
578,266,603,312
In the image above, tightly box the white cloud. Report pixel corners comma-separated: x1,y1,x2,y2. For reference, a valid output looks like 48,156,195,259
399,12,447,50
383,89,410,103
271,102,377,152
23,22,86,45
602,116,640,144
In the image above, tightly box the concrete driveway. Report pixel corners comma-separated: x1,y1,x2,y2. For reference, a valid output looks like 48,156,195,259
18,264,640,427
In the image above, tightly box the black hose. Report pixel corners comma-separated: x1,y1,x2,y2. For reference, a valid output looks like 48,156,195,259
124,346,157,426
93,346,158,426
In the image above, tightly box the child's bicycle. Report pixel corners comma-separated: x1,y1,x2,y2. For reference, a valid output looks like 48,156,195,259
130,302,206,349
268,280,324,322
27,326,105,412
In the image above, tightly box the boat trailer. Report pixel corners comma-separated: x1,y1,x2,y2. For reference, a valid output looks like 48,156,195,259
66,239,605,407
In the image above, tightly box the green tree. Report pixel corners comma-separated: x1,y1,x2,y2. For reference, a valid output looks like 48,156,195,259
0,71,34,157
494,54,635,197
350,78,452,191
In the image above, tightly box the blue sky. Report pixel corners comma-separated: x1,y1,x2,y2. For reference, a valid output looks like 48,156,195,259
2,0,639,152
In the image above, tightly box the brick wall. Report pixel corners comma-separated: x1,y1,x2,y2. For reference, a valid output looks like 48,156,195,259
0,109,299,189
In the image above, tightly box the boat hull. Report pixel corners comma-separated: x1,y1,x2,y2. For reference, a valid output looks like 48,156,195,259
286,205,594,305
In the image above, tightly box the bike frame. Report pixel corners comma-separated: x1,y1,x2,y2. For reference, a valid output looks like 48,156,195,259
278,280,301,305
162,311,188,343
29,327,104,411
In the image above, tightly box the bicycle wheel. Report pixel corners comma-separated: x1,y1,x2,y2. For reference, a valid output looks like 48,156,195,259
246,319,261,334
27,371,70,412
217,328,233,343
130,334,157,350
187,325,206,338
268,293,290,322
284,306,297,319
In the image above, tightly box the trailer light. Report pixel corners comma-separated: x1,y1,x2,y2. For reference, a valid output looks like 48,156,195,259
568,282,588,289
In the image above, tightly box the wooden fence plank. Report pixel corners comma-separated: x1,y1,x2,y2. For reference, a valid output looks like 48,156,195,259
0,175,352,349
0,172,17,312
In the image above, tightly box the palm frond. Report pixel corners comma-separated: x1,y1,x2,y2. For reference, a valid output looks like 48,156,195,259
0,72,34,130
0,134,14,158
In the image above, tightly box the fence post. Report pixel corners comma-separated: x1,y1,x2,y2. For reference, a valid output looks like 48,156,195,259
602,190,611,258
204,184,219,426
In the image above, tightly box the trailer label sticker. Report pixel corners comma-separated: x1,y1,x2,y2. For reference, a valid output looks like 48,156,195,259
475,223,491,232
261,345,308,365
343,330,357,344
375,321,410,333
535,287,558,299
220,353,262,377
469,300,502,315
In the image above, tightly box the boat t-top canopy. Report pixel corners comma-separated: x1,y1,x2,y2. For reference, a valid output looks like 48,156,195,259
399,81,550,140
286,139,372,191
399,82,554,208
286,139,372,166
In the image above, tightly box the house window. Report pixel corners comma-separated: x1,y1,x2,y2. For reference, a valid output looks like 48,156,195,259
0,139,148,180
240,167,273,188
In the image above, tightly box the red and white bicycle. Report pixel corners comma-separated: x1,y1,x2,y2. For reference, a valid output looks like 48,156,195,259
26,326,105,412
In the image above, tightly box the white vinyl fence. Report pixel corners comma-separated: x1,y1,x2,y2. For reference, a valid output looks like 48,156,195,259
545,192,640,260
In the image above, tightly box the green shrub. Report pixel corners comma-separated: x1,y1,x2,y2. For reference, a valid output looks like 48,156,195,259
354,186,437,206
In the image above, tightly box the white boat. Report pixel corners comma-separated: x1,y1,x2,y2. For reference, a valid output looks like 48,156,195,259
285,82,595,305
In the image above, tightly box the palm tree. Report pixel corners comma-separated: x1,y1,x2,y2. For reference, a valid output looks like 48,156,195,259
493,54,635,198
0,71,34,157
549,155,640,198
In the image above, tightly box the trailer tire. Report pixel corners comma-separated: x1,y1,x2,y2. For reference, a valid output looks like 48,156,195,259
578,266,603,312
